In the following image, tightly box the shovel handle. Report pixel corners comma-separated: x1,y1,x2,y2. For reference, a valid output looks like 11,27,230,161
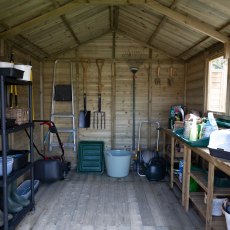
81,60,89,95
83,93,87,112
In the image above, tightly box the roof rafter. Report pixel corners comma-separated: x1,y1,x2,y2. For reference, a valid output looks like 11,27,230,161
0,22,48,58
48,29,111,59
50,0,80,45
147,0,178,45
0,0,147,39
177,22,230,59
146,0,229,43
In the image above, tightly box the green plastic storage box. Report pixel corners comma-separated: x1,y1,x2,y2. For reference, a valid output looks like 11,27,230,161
77,141,104,173
174,128,209,147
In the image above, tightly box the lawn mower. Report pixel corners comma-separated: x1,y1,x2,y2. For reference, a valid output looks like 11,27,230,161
136,120,166,181
25,120,71,182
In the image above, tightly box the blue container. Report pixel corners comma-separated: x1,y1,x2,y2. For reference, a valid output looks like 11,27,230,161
104,150,131,178
17,180,40,199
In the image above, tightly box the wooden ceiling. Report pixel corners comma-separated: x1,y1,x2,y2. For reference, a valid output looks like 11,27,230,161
0,0,229,60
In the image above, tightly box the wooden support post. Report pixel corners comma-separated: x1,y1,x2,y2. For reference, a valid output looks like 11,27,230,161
40,61,44,151
184,147,191,212
224,42,230,59
170,136,175,189
0,39,4,56
147,49,152,149
111,61,116,148
206,163,214,230
162,130,166,157
75,49,80,145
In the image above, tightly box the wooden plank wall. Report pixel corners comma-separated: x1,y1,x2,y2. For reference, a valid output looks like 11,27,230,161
185,44,225,116
42,33,185,163
185,54,205,114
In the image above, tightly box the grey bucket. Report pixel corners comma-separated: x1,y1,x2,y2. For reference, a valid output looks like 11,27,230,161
104,150,131,178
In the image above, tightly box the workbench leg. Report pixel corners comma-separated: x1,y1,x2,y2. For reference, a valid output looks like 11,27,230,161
182,146,191,211
170,137,175,189
206,163,214,230
162,131,166,157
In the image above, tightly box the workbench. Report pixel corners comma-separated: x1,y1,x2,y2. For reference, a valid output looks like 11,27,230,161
162,128,230,230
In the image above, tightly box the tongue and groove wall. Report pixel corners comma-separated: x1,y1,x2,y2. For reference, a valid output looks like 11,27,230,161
42,32,185,163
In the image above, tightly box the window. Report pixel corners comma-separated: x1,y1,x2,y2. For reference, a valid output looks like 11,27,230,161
207,56,228,113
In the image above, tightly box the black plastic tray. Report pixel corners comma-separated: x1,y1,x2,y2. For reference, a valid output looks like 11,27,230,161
216,118,230,128
0,68,24,78
0,150,29,170
209,148,230,160
174,128,209,147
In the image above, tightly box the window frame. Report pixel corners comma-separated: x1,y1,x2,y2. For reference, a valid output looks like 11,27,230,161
204,52,230,117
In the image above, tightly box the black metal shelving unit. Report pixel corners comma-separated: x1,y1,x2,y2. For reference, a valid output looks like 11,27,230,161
0,69,35,230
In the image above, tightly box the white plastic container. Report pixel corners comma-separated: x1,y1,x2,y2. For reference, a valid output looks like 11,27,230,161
0,62,14,68
222,200,230,230
104,150,131,178
14,64,32,81
0,157,14,176
212,198,227,216
208,129,230,160
204,194,227,216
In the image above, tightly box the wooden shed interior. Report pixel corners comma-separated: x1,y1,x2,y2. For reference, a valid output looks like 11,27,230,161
0,0,230,229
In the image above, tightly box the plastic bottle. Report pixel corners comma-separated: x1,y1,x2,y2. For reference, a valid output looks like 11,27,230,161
189,117,198,141
208,112,218,131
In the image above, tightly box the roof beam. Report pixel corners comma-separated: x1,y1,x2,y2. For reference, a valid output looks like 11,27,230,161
0,22,48,58
0,1,82,39
146,0,229,43
50,0,81,45
0,0,146,39
147,0,178,45
48,29,111,58
177,22,230,59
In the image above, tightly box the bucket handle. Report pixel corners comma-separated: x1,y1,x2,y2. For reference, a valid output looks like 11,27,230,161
105,151,112,156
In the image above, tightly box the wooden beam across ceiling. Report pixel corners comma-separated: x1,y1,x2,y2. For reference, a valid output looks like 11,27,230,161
50,0,81,45
147,0,178,45
177,22,230,59
0,0,228,47
0,22,48,58
146,0,229,43
0,0,146,39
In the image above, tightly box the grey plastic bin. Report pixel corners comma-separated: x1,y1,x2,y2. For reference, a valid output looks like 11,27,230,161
104,150,131,178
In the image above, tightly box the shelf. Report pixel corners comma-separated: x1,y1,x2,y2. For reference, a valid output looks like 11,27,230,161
190,192,227,230
0,68,24,80
191,171,208,192
0,77,31,86
191,170,230,196
190,192,206,219
0,123,34,134
212,219,227,230
0,163,33,187
0,70,34,230
0,202,34,230
173,176,182,191
166,152,182,163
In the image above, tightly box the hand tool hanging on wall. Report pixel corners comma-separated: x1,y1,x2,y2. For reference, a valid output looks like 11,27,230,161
79,60,91,128
168,60,174,86
155,61,161,85
93,59,105,129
